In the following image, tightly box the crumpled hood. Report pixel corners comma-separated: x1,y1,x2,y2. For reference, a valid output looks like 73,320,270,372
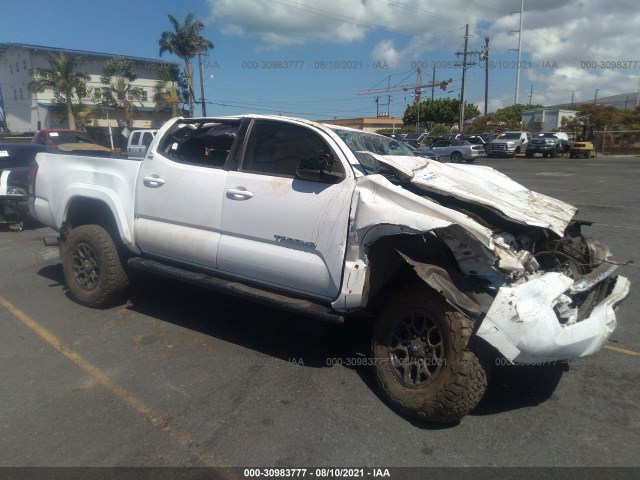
367,153,577,236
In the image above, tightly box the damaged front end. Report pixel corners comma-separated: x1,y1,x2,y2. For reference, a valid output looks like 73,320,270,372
335,154,630,364
476,226,630,363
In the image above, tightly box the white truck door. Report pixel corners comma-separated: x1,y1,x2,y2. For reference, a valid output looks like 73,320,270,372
134,120,241,269
217,119,355,300
128,131,142,158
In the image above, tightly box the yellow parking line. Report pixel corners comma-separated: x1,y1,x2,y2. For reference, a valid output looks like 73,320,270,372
604,345,640,356
0,294,238,476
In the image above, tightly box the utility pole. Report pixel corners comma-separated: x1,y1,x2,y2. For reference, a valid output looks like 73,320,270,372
416,66,422,133
198,50,207,116
460,25,469,133
594,89,599,104
357,67,453,129
636,78,640,108
528,84,533,104
431,66,436,100
511,0,524,104
375,97,380,117
570,90,575,107
481,36,489,115
387,95,391,117
455,24,480,133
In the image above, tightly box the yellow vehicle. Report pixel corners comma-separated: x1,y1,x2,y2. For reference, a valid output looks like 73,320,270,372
569,140,596,158
569,125,597,158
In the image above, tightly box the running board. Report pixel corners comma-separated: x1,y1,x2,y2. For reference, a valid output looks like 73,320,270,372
127,257,344,324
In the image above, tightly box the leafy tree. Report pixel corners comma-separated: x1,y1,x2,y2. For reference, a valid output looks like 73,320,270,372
619,106,640,130
428,123,453,137
467,103,545,133
153,64,187,116
494,103,543,124
402,98,480,129
98,56,143,127
159,11,214,117
29,53,90,129
561,104,619,136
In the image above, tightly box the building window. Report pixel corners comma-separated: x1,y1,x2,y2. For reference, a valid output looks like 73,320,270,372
19,88,23,99
15,62,19,72
127,88,148,102
23,60,27,70
13,89,17,101
9,65,13,74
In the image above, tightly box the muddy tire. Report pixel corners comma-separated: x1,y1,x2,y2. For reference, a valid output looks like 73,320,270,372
372,284,488,423
61,224,129,308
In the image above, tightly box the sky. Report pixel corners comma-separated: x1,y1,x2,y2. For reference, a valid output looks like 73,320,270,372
2,0,640,121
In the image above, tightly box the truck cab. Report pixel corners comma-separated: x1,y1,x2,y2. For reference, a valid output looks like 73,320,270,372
488,131,532,157
127,129,157,159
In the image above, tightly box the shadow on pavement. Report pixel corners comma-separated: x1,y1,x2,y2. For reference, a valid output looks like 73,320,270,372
37,265,567,424
472,362,568,416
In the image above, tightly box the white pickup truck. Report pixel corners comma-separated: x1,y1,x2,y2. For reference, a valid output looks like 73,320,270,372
28,115,629,423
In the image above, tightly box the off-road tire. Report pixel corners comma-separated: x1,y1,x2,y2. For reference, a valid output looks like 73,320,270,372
372,284,488,423
61,224,129,308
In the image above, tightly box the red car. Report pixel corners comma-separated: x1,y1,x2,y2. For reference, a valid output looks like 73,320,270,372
32,129,112,157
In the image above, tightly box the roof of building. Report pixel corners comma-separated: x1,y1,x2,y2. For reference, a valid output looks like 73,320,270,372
0,42,177,66
547,92,640,111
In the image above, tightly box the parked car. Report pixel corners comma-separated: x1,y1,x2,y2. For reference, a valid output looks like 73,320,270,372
0,143,45,229
127,129,158,159
403,132,428,147
380,132,406,142
403,142,441,162
418,139,485,163
433,133,466,142
466,134,496,153
32,129,112,157
525,132,570,158
29,114,630,424
487,131,532,157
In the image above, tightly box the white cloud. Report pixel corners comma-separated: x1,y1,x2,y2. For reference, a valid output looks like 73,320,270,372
206,0,640,110
206,0,371,47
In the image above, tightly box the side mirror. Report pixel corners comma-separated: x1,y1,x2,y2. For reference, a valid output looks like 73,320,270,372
295,153,342,183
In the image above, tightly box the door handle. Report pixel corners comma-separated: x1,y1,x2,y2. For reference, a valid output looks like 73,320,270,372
143,175,166,187
226,187,254,199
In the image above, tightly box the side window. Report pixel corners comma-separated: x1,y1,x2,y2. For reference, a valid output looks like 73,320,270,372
160,121,240,169
142,132,153,147
130,132,141,146
242,121,334,178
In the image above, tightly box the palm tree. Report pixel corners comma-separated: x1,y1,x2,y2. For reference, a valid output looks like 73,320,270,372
159,11,214,117
153,64,186,117
29,53,90,129
99,56,144,127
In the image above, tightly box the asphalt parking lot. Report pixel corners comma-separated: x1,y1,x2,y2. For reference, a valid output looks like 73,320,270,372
0,155,638,471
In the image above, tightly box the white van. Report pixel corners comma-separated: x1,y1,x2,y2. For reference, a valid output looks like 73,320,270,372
127,129,157,159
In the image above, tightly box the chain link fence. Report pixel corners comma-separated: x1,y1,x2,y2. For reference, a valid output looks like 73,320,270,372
593,130,640,155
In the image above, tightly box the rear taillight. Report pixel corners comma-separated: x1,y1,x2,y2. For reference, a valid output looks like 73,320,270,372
28,161,38,195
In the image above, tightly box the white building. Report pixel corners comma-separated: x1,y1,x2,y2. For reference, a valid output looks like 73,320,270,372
0,42,181,136
521,108,576,132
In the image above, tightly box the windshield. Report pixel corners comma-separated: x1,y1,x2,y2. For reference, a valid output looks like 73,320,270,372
497,132,521,140
48,131,96,144
332,128,415,174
